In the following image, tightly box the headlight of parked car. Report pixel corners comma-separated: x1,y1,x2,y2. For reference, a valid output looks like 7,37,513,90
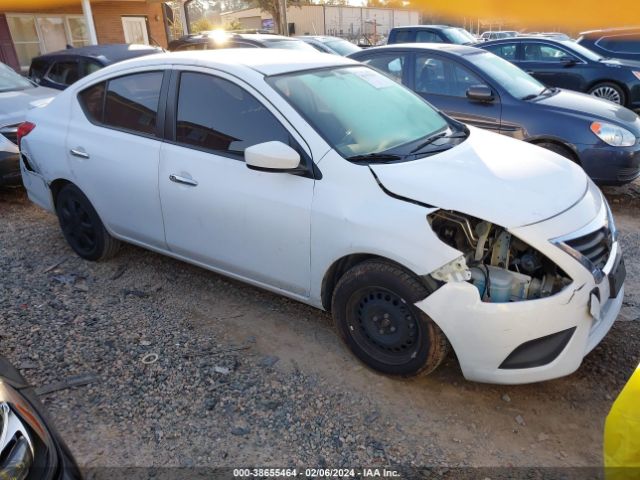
590,121,636,147
632,71,640,81
0,380,58,480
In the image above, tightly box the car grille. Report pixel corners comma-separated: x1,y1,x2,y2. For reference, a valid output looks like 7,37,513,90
564,226,612,270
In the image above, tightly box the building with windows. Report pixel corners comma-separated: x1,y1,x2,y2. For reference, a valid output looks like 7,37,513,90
220,5,420,43
0,0,174,72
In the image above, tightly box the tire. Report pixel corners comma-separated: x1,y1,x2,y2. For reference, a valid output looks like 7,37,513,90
331,259,449,377
55,184,121,261
536,142,577,163
588,82,626,106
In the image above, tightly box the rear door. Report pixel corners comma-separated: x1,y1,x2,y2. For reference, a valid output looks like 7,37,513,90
65,68,168,248
411,52,502,131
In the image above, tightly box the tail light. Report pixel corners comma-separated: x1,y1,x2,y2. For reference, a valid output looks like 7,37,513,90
16,122,35,149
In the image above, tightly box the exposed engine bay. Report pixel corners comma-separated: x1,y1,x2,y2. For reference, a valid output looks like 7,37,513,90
428,210,572,303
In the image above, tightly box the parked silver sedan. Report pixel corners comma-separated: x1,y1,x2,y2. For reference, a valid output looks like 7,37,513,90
0,62,57,185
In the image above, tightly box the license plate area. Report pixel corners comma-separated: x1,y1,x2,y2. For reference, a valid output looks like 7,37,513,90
608,254,626,299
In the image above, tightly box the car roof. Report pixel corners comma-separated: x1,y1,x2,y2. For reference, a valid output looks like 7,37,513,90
33,43,163,64
104,48,355,77
354,43,480,55
391,25,453,31
580,27,640,37
483,36,573,46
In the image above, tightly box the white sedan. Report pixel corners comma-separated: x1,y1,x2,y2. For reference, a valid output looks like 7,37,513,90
19,49,624,384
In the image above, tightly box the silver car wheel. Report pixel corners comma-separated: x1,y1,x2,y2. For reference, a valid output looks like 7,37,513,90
590,86,622,104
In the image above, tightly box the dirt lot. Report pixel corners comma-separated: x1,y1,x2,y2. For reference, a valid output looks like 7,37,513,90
0,184,638,472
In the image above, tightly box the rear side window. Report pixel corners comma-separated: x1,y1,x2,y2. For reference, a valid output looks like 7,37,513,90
483,43,518,60
104,71,163,136
393,30,413,43
46,61,81,86
175,72,290,158
599,35,640,53
78,81,106,122
415,31,441,43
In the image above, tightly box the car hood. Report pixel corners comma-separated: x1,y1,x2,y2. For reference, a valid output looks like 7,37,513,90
370,127,588,229
600,57,640,69
535,89,640,133
0,86,58,127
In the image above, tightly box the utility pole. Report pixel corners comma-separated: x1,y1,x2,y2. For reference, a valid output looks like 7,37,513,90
282,0,289,36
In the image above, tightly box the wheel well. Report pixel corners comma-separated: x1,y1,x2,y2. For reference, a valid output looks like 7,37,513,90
320,254,430,312
50,179,72,206
587,79,629,99
529,139,580,165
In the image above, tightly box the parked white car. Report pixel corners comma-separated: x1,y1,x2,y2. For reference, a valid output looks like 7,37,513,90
19,50,624,384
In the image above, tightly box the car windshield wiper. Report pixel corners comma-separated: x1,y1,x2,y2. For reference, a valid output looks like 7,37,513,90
521,86,555,100
410,129,467,154
346,152,404,163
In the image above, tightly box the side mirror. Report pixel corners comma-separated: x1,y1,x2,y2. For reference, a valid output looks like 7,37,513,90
560,57,577,66
466,84,494,102
245,141,301,172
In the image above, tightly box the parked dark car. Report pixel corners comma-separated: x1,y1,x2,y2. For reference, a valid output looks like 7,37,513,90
29,43,163,90
349,43,640,185
479,37,640,108
297,35,361,56
578,28,640,61
168,31,316,52
387,25,476,45
0,355,82,479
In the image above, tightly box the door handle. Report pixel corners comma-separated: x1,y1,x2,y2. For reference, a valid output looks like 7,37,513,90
169,174,198,187
70,148,89,159
525,70,534,74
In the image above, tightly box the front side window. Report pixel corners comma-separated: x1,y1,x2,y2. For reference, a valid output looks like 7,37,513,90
523,44,577,62
175,72,290,157
269,66,448,158
46,61,80,86
361,53,407,83
104,71,163,136
599,34,640,53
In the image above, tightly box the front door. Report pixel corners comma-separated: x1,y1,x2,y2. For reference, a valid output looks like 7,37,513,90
159,70,315,296
412,52,502,131
122,16,149,45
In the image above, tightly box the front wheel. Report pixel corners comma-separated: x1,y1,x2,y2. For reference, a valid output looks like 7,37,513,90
55,184,121,261
588,82,626,105
331,260,449,377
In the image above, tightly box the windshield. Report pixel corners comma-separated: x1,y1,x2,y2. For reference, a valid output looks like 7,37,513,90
0,63,34,92
324,39,360,56
469,51,546,99
456,28,478,43
444,28,475,44
560,40,603,60
269,66,448,158
264,39,316,51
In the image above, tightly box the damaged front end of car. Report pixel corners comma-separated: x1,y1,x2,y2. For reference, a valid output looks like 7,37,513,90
428,210,572,303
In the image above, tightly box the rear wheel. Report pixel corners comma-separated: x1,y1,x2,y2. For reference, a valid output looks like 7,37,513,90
55,184,120,261
331,260,449,377
588,82,626,105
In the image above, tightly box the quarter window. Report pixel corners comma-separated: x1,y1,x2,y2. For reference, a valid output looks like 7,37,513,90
175,72,290,158
103,71,163,136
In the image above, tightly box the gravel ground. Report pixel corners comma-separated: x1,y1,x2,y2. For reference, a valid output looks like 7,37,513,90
0,184,638,472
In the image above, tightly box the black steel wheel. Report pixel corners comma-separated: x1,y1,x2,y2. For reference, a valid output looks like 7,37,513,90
55,184,121,261
332,260,449,377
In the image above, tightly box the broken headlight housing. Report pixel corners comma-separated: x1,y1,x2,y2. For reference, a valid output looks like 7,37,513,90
428,210,572,302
